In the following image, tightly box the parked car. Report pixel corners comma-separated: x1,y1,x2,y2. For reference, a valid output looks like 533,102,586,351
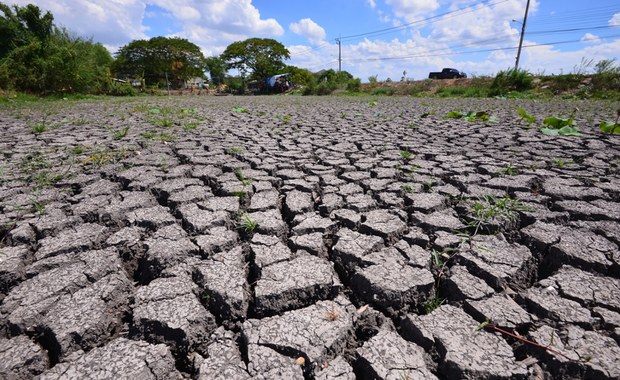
428,68,467,79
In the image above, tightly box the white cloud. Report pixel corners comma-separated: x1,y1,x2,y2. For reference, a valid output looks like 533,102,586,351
6,0,284,55
609,12,620,27
581,33,601,44
384,0,440,22
290,18,326,45
367,0,377,9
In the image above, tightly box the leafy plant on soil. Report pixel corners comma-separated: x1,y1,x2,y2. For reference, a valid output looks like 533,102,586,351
599,109,620,134
232,106,249,113
31,123,47,134
446,110,496,123
368,100,378,106
112,126,130,140
540,108,581,136
238,212,258,232
234,169,252,187
468,195,530,235
423,294,444,314
183,122,198,131
517,106,536,124
400,184,415,193
226,147,243,154
400,150,413,160
497,163,518,176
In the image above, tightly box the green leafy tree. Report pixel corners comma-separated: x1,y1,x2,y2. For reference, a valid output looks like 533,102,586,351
0,2,113,94
220,38,290,82
113,37,207,87
284,65,314,87
205,56,227,85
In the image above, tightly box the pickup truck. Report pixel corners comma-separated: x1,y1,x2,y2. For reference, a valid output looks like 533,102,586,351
428,68,467,79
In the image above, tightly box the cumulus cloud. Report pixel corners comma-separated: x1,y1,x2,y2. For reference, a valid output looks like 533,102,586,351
290,18,326,45
367,0,377,9
581,33,601,44
384,0,440,22
609,12,620,27
5,0,283,55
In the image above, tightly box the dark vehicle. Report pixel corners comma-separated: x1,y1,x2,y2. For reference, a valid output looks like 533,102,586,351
428,68,467,79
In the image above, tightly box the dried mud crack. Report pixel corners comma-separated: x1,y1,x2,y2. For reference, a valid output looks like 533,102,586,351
1,96,619,379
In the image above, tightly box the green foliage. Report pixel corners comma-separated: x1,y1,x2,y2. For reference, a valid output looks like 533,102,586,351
491,68,533,95
497,163,518,176
423,294,444,314
285,65,314,87
346,78,362,92
399,150,413,160
468,195,530,234
30,123,46,134
446,110,496,123
232,106,248,113
238,212,258,232
205,56,227,85
0,3,114,94
517,107,536,124
220,38,290,82
112,126,130,140
540,114,582,136
113,36,207,88
599,121,620,135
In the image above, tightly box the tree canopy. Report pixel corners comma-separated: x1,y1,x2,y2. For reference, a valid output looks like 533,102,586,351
0,2,113,94
220,38,290,81
112,37,207,87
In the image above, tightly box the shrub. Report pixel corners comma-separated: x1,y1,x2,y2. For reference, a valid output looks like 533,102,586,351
107,82,137,96
346,78,361,92
490,68,533,95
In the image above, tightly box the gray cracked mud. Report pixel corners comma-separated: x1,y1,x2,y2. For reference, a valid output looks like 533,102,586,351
1,96,619,379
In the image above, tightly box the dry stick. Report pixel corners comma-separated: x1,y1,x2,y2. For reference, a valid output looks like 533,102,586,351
484,323,579,362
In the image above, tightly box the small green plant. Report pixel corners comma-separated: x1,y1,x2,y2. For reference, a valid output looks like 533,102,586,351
400,184,415,193
540,108,581,136
33,200,46,214
468,195,530,235
31,123,47,134
238,212,258,232
232,106,249,113
423,294,444,314
112,126,130,140
183,122,198,131
497,163,518,176
368,100,378,106
158,133,175,142
226,147,242,154
234,169,252,187
70,145,86,155
400,150,413,160
599,109,620,134
446,110,496,123
517,107,536,124
158,118,174,128
232,190,247,201
141,131,157,139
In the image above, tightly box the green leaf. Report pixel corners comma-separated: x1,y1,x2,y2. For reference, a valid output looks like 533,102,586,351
557,126,582,136
232,106,248,113
543,116,572,128
600,121,620,134
540,127,560,135
446,111,463,119
149,108,161,114
517,107,536,123
368,100,377,106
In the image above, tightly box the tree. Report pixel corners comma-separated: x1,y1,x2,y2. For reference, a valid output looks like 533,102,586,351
0,2,113,94
220,38,290,81
113,37,207,87
284,65,314,87
205,56,227,85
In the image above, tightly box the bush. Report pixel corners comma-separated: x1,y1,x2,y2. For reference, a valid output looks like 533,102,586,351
346,78,361,92
490,68,533,95
107,82,137,96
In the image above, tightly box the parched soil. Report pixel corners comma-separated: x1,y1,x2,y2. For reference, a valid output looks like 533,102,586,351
1,95,619,379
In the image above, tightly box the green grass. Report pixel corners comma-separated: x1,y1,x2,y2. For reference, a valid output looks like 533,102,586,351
400,150,413,160
238,212,258,232
112,126,130,140
423,294,444,314
31,123,47,134
468,195,530,234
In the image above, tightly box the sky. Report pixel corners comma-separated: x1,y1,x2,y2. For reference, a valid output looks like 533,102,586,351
8,0,620,81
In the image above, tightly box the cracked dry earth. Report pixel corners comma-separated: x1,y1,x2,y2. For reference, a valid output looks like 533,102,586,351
0,95,619,380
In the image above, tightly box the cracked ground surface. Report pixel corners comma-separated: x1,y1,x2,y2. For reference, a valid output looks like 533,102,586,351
0,95,619,379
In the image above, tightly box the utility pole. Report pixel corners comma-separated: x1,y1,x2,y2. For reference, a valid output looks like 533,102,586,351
336,37,342,72
514,0,530,71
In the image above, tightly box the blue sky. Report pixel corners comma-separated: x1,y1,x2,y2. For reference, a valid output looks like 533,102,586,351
10,0,620,80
